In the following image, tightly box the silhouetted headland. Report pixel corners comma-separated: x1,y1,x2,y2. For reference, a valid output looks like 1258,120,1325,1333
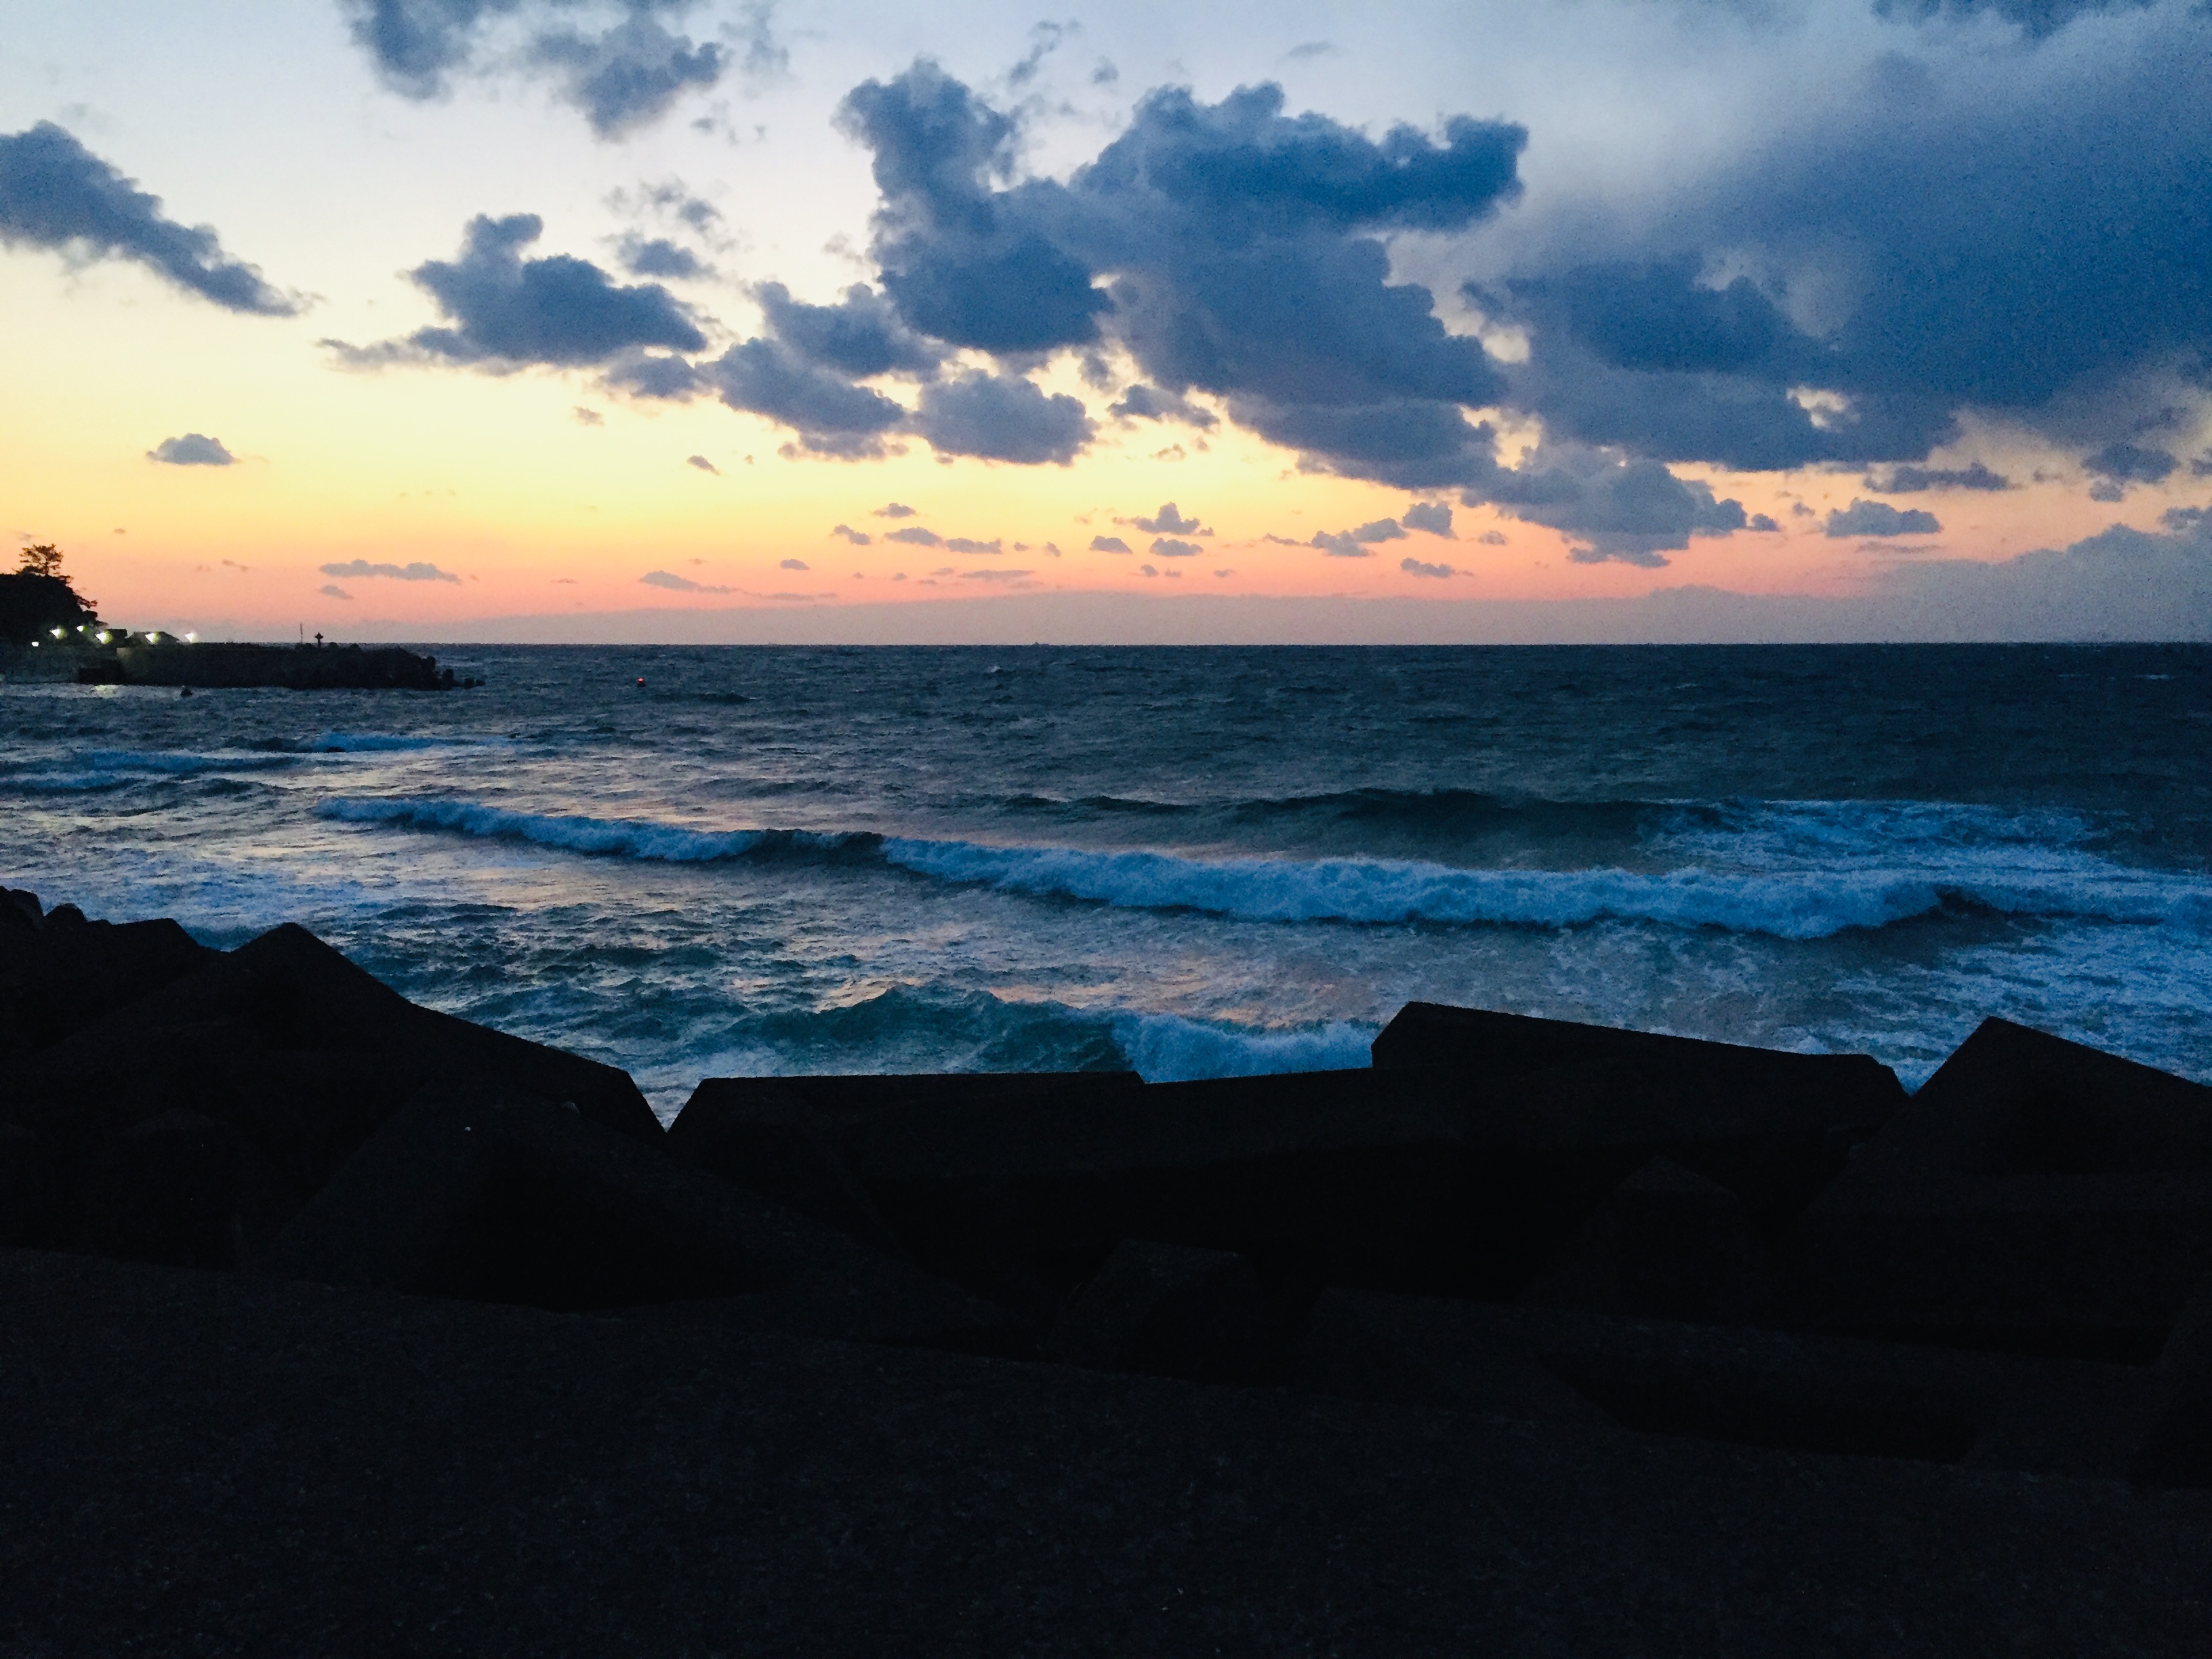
1,888,2206,1652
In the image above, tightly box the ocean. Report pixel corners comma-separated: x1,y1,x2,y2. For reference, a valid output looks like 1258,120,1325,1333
3,642,2207,1118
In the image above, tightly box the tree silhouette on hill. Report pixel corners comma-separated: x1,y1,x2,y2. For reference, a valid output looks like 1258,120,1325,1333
2,544,101,644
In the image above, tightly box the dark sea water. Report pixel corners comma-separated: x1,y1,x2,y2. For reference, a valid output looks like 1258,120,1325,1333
3,643,2207,1118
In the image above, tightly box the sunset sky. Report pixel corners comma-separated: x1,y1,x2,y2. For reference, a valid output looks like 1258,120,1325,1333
4,0,2209,642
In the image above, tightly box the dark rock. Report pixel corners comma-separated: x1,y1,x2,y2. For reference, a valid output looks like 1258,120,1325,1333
796,1057,1899,1317
1521,1155,1785,1325
2132,1276,2212,1488
1374,1000,1904,1109
0,899,213,1061
0,1123,49,1246
666,1077,906,1256
1040,1237,1279,1383
1793,1019,2212,1359
260,1082,1019,1350
1290,1290,2167,1480
5,922,661,1229
58,1109,297,1271
1868,1016,2212,1176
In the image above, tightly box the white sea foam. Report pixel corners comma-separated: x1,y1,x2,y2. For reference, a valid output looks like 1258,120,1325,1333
321,794,2212,940
318,797,775,860
1108,1012,1380,1081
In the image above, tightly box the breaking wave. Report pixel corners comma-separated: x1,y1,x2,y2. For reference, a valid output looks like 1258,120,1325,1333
317,795,2212,941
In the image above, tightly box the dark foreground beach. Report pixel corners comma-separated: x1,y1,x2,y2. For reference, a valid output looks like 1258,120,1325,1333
3,888,2208,1654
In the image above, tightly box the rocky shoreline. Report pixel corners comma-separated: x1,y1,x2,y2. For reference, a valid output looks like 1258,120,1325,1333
2,890,2207,1653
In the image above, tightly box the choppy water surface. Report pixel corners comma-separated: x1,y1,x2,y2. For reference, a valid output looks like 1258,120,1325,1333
4,643,2207,1116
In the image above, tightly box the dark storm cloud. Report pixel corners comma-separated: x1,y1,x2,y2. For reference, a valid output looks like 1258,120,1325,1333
1866,461,2013,491
704,337,906,457
1489,16,2212,472
333,213,705,369
147,434,236,466
753,281,941,377
321,558,462,582
823,64,1521,482
909,370,1093,464
0,123,293,315
1826,499,1942,537
342,1,745,137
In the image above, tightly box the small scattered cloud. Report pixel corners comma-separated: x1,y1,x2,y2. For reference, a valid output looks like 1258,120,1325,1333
318,583,352,600
1089,534,1132,553
960,568,1034,583
1477,530,1509,546
147,433,234,466
1749,513,1781,531
1107,385,1218,430
1866,462,2013,492
1213,568,1234,577
1401,501,1454,537
831,523,872,544
1150,537,1200,558
945,537,1002,554
1285,40,1337,59
2083,442,2179,491
874,502,917,518
1824,499,1942,537
318,559,460,583
1313,519,1408,557
1126,501,1207,534
640,569,731,593
687,453,720,474
573,406,605,426
1140,563,1159,577
1401,556,1458,578
618,234,711,280
886,525,943,546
